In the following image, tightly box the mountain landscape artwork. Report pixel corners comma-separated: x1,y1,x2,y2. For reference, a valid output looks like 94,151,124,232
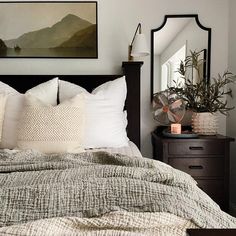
0,2,97,58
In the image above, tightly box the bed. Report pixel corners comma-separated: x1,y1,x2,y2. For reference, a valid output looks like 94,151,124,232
0,61,235,236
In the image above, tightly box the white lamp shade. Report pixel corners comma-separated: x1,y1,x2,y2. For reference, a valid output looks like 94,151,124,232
131,33,149,58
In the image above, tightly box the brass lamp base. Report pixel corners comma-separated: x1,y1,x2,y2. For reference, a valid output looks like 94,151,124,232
128,45,133,61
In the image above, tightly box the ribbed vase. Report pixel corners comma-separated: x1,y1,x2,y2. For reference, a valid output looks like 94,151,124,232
191,112,218,135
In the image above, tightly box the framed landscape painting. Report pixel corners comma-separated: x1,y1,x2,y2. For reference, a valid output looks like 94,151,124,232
0,1,97,58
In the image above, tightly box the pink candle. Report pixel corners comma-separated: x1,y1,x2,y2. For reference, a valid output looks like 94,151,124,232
171,124,181,134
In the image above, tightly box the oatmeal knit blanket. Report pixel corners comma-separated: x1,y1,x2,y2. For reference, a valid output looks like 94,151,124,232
0,150,235,228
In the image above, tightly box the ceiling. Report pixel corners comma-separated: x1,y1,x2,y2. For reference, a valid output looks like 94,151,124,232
154,18,192,55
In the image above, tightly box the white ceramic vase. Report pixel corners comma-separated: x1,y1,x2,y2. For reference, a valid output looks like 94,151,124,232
191,112,218,135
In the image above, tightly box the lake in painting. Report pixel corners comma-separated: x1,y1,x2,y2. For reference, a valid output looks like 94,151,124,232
0,47,97,58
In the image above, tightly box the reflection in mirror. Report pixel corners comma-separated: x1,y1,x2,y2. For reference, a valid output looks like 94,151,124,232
151,15,211,97
160,44,186,90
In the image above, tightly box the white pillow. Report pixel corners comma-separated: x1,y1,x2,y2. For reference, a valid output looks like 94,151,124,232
26,78,58,106
0,78,58,149
17,94,85,154
59,76,129,148
0,93,7,142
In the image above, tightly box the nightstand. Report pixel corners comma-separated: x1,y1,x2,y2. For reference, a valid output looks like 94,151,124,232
187,229,236,236
151,128,234,212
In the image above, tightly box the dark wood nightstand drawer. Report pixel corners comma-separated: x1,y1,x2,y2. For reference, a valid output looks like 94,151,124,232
168,142,224,156
169,157,224,177
197,179,225,208
187,229,236,236
196,179,224,197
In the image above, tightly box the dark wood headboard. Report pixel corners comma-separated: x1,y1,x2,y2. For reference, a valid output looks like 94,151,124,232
0,61,143,149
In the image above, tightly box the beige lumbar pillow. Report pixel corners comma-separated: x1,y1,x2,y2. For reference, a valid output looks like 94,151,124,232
0,78,58,149
17,94,85,154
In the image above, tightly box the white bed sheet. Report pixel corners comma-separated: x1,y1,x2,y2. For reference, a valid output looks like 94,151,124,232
0,141,142,158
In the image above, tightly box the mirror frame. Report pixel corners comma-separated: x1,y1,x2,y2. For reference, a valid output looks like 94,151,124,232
150,14,212,100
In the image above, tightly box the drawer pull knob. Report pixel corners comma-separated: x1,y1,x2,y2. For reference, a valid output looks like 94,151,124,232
189,165,203,170
189,146,204,150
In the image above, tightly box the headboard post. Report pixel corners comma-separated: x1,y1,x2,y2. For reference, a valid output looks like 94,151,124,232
122,61,143,150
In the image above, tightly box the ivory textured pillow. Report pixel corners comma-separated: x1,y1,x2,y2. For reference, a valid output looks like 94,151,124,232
17,94,85,154
0,78,58,149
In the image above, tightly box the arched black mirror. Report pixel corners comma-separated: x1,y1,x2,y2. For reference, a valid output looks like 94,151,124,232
151,14,211,99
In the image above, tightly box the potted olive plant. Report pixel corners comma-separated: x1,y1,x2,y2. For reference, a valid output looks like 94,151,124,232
169,50,236,135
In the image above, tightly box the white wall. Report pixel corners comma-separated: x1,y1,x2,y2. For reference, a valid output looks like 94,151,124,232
0,0,229,158
227,0,236,210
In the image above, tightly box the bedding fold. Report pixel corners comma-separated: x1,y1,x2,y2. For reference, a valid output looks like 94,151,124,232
0,150,235,229
0,212,198,236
